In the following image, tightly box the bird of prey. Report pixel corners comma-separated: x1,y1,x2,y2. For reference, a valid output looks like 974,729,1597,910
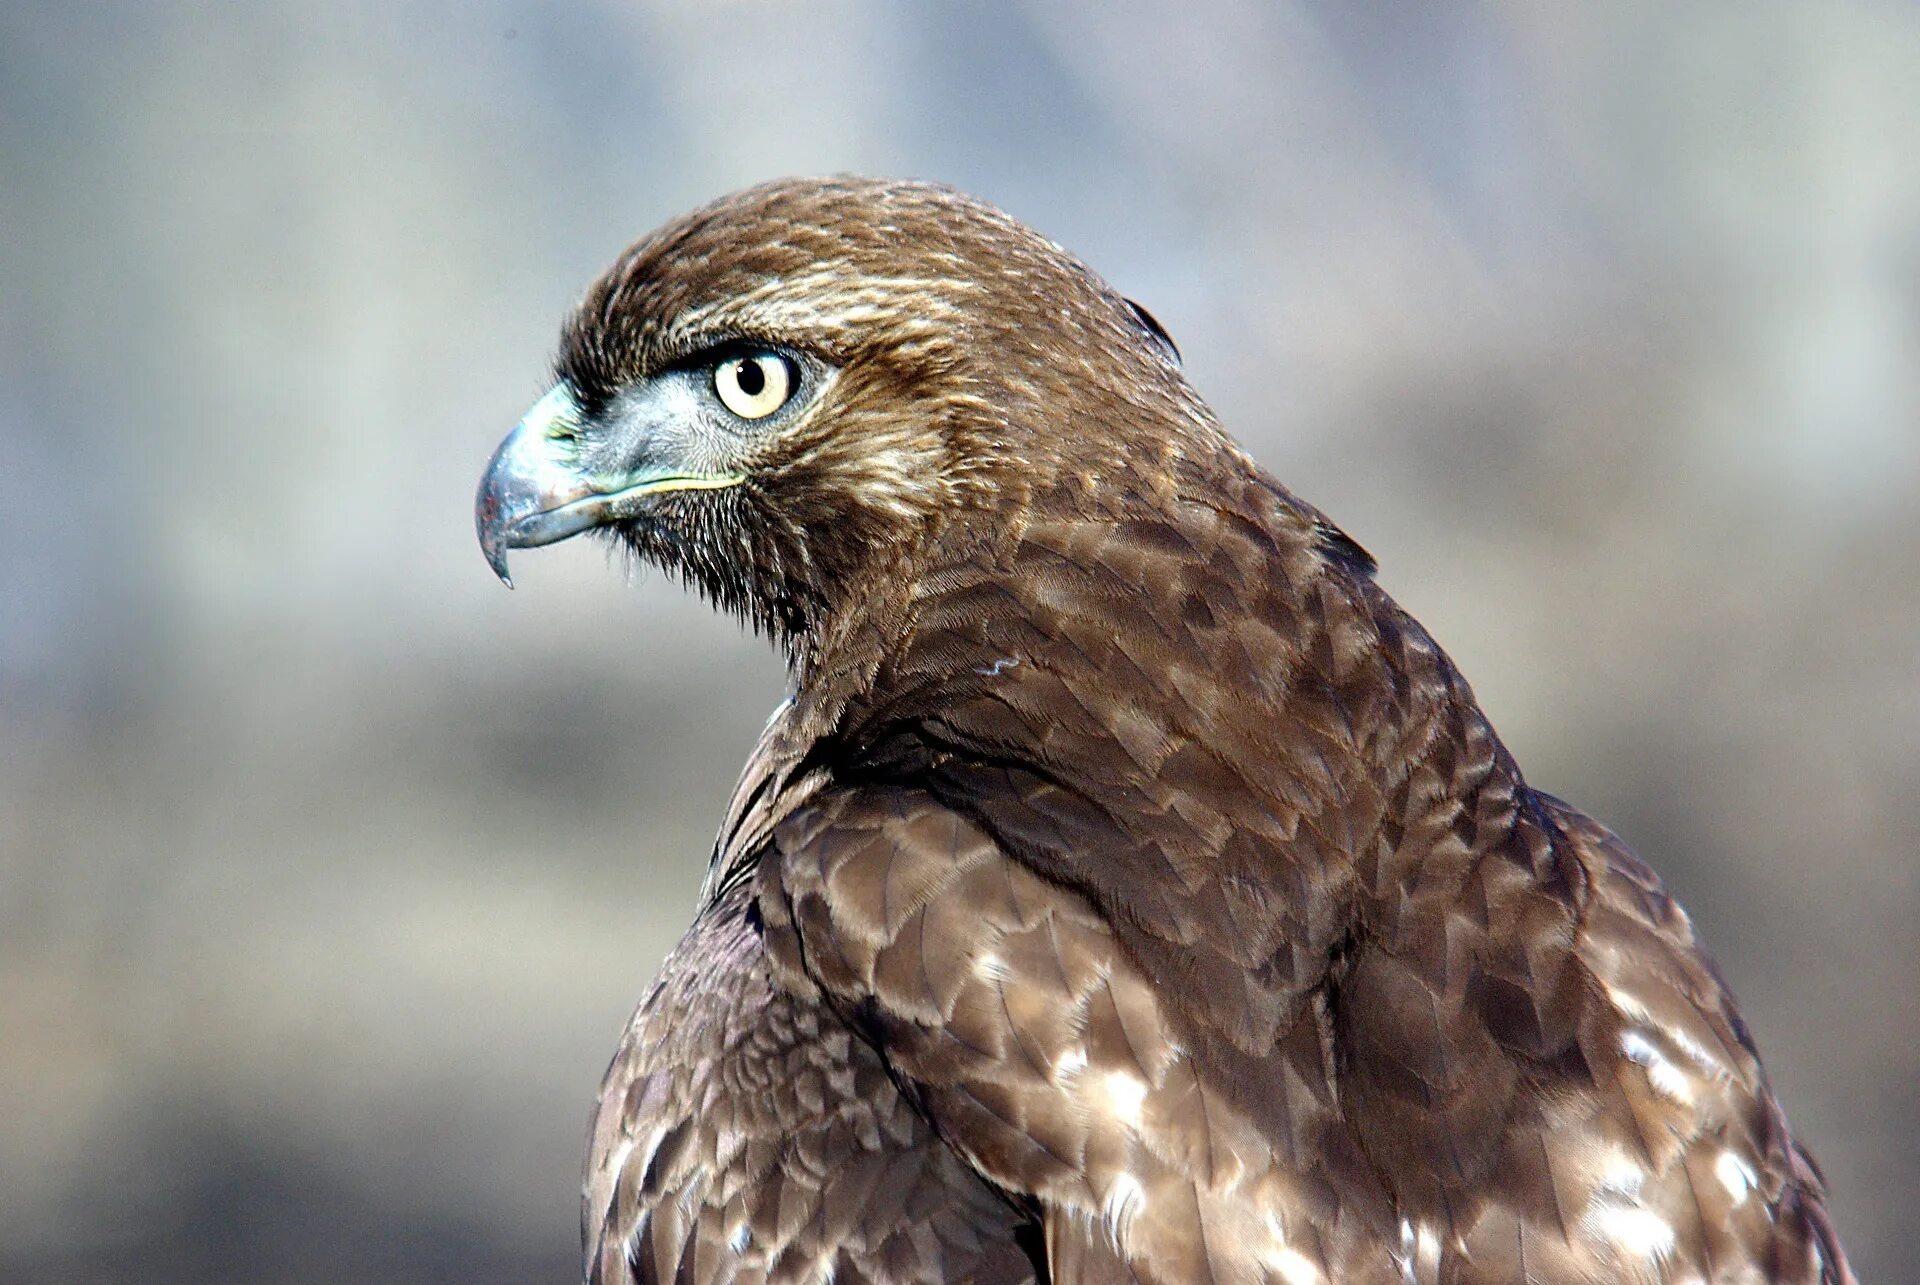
476,178,1853,1285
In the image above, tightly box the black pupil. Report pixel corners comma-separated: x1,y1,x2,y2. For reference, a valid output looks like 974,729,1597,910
735,356,768,398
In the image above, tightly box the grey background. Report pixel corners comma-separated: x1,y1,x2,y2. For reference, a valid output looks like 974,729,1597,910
3,2,1914,1280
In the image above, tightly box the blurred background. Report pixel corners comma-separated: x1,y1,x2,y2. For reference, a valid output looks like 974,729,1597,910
3,1,1915,1280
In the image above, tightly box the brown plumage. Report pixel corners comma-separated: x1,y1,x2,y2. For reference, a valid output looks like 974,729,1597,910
475,177,1853,1284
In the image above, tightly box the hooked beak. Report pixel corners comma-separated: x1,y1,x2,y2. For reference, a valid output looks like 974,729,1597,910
475,385,743,587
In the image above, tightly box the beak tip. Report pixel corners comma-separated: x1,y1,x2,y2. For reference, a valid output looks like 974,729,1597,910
477,465,519,588
481,536,515,589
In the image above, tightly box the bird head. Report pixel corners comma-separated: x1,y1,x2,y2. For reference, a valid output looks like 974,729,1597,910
476,177,1205,656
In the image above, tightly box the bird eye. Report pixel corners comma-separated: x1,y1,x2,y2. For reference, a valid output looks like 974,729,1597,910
712,350,795,420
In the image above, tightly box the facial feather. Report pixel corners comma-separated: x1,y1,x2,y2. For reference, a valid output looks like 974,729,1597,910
549,176,1218,665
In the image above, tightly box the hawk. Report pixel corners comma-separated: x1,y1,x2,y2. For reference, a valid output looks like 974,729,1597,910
475,177,1853,1284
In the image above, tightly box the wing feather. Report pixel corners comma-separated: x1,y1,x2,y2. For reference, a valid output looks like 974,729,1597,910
757,780,1852,1284
585,883,1037,1284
